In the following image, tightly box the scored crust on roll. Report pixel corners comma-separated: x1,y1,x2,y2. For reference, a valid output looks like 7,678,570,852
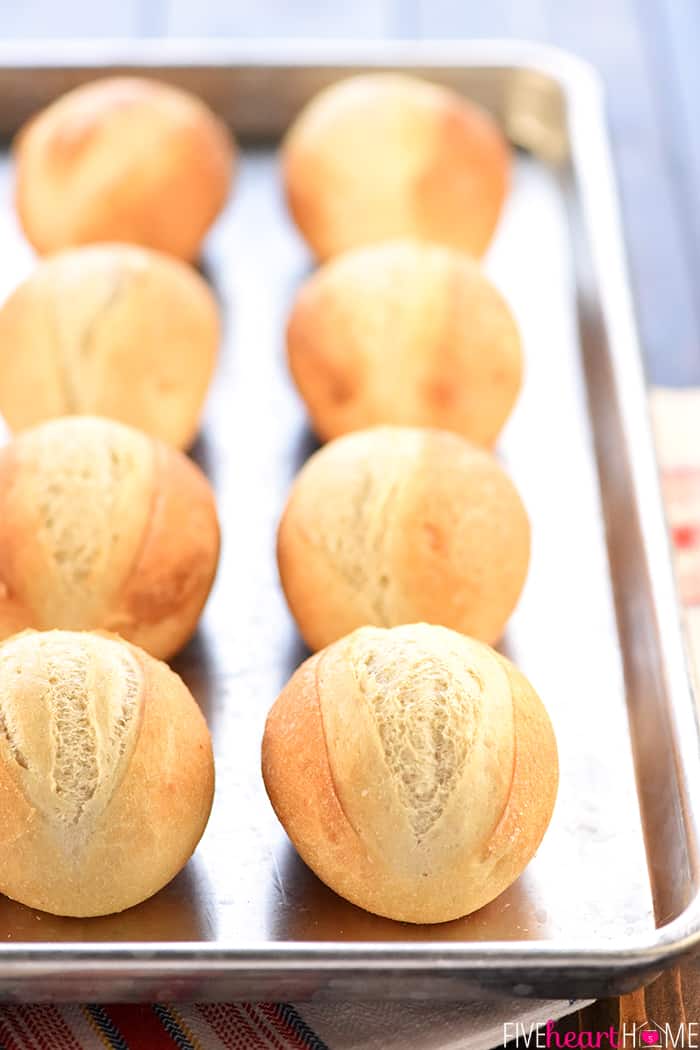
0,416,220,660
0,244,219,449
0,629,214,917
262,623,558,923
277,425,530,650
283,73,510,260
14,76,235,261
287,239,523,446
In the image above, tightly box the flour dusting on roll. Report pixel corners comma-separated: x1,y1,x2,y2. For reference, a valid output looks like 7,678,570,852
0,416,220,659
262,623,558,923
0,244,219,449
0,630,214,917
277,424,530,649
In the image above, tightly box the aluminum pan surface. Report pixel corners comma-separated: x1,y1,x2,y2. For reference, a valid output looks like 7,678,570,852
0,41,696,1000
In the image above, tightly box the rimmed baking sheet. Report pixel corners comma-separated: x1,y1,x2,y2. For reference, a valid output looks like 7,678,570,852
0,39,697,1001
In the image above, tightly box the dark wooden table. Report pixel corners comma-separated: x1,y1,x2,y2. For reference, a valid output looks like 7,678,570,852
2,0,699,1037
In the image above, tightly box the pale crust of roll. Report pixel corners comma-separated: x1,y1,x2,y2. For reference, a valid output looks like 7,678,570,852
277,425,530,650
287,239,522,446
262,624,558,923
0,417,219,660
15,77,234,261
0,244,219,449
0,630,214,917
283,73,510,261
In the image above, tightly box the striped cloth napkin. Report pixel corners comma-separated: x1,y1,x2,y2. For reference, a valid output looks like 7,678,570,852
0,387,697,1050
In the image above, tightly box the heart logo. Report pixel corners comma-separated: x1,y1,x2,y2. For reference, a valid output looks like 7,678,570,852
641,1032,660,1045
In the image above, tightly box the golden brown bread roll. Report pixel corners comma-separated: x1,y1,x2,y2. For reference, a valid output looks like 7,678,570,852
0,629,214,917
283,73,509,261
0,416,219,659
277,425,529,650
262,623,558,923
0,244,219,448
287,239,522,446
15,76,234,261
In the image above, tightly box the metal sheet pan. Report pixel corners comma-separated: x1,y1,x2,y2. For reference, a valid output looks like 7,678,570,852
0,39,698,1003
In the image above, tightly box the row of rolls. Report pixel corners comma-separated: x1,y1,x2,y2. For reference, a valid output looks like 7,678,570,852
0,71,557,925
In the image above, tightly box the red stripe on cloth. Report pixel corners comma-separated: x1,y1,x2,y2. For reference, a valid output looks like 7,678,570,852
673,523,700,551
196,1004,269,1050
13,1003,54,1050
0,1014,26,1050
660,465,700,606
0,1011,34,1050
245,1004,298,1050
258,1003,313,1050
20,1006,83,1050
103,1005,179,1050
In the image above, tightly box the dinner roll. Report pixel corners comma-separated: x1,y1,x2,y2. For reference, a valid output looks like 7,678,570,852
277,426,529,650
283,73,509,260
0,629,214,917
0,244,219,448
287,240,522,445
15,76,234,260
0,416,219,659
263,623,558,923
